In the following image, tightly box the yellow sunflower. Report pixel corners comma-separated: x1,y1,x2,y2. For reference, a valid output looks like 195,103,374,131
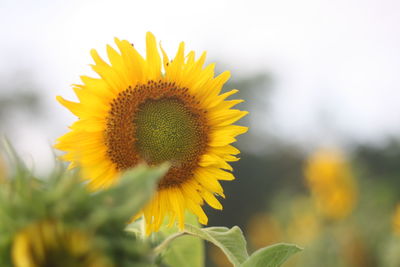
12,220,111,267
392,203,400,236
56,32,248,234
305,148,357,220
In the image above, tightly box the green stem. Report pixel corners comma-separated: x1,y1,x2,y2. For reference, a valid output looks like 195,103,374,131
153,231,187,255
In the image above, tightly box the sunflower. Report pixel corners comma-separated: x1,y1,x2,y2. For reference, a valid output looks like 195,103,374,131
392,204,400,236
304,148,357,220
56,32,248,234
12,220,111,267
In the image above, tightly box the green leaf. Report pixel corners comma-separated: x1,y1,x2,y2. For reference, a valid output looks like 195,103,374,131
162,213,204,267
241,243,302,267
184,224,249,267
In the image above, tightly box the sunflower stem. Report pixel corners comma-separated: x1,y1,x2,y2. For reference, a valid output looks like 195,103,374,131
153,231,187,255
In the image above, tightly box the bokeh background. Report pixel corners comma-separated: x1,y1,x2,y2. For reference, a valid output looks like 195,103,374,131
1,0,400,266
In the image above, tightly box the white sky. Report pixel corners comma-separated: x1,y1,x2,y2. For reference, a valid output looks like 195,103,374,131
1,0,400,170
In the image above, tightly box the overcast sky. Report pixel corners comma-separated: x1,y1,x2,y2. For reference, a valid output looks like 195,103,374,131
1,0,400,170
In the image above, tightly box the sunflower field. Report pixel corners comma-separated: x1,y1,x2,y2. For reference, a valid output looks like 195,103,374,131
2,1,400,266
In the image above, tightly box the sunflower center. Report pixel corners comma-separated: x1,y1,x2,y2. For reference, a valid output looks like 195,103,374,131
105,80,209,188
134,98,203,164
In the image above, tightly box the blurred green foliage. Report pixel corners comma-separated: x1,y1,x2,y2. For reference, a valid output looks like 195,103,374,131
0,141,168,267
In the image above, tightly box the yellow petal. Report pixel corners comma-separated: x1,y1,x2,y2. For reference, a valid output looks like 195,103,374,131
166,41,185,83
56,96,86,118
79,76,114,100
197,167,235,181
114,38,146,84
202,190,223,210
210,145,241,156
146,32,162,80
208,109,248,127
186,198,208,225
201,71,231,106
209,125,248,146
195,169,225,197
199,154,233,171
159,41,170,71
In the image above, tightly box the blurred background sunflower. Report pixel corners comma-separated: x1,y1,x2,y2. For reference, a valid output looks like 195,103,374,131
2,0,400,266
12,220,111,267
